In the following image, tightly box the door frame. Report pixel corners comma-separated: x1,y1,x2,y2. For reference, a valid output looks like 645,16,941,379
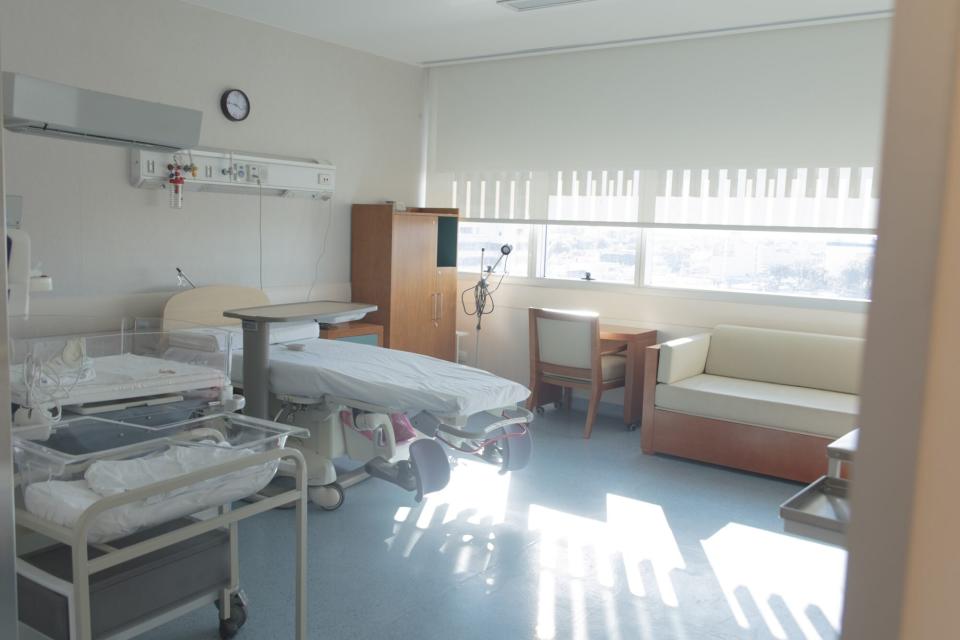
0,36,22,639
842,1,960,637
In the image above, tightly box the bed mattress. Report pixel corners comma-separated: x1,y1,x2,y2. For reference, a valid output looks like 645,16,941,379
260,340,530,416
166,338,530,417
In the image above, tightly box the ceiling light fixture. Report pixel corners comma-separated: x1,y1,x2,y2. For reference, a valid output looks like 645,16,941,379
497,0,599,12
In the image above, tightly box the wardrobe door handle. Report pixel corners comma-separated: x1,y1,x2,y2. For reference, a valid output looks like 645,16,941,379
430,293,438,322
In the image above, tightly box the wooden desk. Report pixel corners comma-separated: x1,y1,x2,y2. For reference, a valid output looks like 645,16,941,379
600,325,659,427
318,321,384,346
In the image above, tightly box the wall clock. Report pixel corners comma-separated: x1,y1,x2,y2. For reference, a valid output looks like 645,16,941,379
220,89,250,122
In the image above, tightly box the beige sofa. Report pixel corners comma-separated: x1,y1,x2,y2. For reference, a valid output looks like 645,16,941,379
641,325,863,482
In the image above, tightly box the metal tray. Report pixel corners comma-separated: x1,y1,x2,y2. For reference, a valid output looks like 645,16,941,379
780,475,850,534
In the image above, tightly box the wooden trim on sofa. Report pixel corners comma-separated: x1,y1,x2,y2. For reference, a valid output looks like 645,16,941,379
641,344,660,454
645,409,833,483
640,341,832,483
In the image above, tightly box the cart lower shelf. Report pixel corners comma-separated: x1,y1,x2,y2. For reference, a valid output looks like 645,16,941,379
18,519,233,640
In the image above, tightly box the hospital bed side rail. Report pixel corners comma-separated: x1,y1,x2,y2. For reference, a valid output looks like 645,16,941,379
319,393,534,436
15,447,309,640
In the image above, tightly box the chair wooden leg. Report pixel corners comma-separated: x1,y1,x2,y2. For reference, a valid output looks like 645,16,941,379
584,386,603,439
527,376,540,411
563,387,573,411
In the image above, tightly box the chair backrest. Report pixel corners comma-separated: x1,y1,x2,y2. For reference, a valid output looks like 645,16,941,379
529,308,600,379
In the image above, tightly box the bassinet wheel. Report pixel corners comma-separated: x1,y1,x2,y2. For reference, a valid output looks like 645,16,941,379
309,482,345,510
535,406,545,416
217,594,248,639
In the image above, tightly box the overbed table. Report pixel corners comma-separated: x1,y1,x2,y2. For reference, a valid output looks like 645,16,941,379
224,301,378,419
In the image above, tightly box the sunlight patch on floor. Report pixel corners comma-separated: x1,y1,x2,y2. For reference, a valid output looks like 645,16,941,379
701,522,846,639
527,495,687,639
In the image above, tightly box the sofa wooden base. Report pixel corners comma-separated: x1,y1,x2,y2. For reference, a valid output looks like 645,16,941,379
641,409,833,483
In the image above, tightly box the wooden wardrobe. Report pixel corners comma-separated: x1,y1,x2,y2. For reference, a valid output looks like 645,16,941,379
351,204,459,361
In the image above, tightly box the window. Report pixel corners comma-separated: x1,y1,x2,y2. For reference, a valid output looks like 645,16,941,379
457,222,530,277
643,229,874,300
540,225,639,284
448,167,877,303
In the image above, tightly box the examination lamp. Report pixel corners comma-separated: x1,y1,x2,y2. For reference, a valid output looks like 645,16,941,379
461,244,512,366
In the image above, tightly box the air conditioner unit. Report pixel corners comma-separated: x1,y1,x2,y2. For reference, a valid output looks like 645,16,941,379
3,72,201,152
131,148,335,199
497,0,598,11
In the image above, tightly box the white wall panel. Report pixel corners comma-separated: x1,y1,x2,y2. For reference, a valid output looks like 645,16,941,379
0,0,423,333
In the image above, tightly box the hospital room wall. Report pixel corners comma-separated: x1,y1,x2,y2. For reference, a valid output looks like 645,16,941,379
435,20,888,394
0,0,424,335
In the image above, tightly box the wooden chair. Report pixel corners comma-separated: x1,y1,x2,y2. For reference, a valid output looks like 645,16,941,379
527,308,627,438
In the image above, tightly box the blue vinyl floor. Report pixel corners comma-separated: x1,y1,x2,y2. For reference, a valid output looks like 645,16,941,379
142,409,846,640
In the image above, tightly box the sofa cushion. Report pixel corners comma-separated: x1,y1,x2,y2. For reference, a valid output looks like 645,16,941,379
655,374,858,438
657,333,711,384
704,325,864,394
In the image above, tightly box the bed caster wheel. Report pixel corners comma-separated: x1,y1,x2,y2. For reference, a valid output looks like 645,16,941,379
627,422,639,432
217,594,247,639
553,401,562,410
309,482,344,510
535,406,545,416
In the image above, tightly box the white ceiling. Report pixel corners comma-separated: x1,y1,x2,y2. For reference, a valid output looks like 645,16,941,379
181,0,893,66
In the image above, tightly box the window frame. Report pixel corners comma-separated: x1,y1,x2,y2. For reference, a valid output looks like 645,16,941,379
456,220,872,311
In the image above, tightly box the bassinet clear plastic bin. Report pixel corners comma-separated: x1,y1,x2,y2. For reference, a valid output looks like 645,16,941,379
14,413,307,543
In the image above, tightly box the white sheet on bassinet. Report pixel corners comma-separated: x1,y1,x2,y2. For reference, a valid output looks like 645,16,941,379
24,444,276,543
9,353,229,410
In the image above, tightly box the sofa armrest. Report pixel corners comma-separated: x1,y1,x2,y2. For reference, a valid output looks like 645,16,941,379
657,333,711,384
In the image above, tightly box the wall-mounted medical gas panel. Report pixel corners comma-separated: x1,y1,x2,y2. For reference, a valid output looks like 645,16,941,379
130,148,335,198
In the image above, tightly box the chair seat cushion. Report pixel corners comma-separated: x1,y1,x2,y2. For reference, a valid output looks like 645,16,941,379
655,374,858,438
546,354,626,384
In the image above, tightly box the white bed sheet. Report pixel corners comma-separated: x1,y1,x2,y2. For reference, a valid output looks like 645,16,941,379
10,354,229,409
252,340,529,417
165,339,530,417
24,444,276,543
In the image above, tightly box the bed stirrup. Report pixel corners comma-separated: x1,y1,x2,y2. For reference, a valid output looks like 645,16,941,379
364,439,451,502
496,423,532,473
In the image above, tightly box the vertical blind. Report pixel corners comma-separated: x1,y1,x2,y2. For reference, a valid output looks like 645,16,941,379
433,167,879,232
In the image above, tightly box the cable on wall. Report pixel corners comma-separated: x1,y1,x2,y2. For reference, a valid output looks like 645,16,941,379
306,197,334,301
258,179,264,290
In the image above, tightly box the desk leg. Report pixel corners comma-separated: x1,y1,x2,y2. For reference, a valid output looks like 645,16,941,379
241,320,271,419
623,339,643,427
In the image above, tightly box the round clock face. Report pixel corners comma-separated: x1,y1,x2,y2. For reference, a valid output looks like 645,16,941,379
221,89,250,122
